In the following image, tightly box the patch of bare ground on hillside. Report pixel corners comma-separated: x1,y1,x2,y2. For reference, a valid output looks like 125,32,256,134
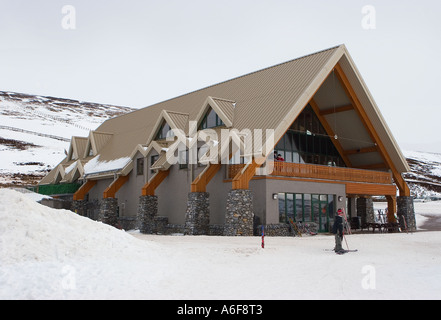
0,137,39,150
0,173,44,188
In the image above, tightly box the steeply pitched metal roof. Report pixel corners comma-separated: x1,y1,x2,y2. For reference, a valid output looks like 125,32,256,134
43,44,409,183
95,45,341,161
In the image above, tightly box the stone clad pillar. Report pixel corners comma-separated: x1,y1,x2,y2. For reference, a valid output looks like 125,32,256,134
99,198,119,227
184,192,210,235
224,189,254,236
397,196,416,231
137,195,158,234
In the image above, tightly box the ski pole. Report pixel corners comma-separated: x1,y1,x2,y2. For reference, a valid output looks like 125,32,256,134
342,231,350,251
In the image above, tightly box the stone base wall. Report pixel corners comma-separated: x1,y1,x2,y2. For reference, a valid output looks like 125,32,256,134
224,189,254,236
397,196,417,231
118,217,137,231
71,199,100,220
257,224,291,237
98,198,119,227
209,224,224,236
184,192,210,235
72,200,88,217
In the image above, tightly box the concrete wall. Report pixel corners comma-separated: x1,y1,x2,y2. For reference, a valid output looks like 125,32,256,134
116,152,146,217
88,178,112,202
206,165,234,225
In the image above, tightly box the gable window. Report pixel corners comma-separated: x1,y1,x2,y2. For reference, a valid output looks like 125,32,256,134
155,121,174,140
199,107,224,130
150,155,159,174
274,104,345,167
87,146,94,157
136,158,144,176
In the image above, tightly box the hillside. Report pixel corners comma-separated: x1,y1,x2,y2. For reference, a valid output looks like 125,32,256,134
403,150,441,198
0,91,136,186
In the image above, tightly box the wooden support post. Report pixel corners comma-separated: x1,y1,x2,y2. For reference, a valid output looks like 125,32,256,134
232,160,263,190
386,195,397,223
191,164,222,192
103,175,129,199
141,170,170,196
73,180,97,201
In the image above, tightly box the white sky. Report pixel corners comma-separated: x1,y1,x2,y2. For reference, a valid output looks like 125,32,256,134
1,0,440,152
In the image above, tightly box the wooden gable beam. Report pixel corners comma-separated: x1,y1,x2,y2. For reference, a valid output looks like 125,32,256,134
319,104,354,116
191,163,222,192
344,146,378,155
333,63,410,196
353,163,387,170
73,180,97,201
309,99,353,167
103,175,129,199
142,170,170,196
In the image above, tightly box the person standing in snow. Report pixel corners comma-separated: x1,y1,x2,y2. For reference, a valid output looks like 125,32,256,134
332,209,344,253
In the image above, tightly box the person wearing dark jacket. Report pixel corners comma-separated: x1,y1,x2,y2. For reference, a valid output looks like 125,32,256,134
332,208,344,253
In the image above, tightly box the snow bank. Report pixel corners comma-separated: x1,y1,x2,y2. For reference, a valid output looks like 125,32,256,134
0,189,163,299
1,188,441,300
0,189,157,265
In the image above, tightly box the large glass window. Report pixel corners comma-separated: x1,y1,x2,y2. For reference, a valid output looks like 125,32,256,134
279,192,336,233
303,194,311,222
278,193,286,223
274,104,345,167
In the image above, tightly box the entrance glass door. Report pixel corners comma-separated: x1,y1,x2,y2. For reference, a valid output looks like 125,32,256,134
313,194,333,232
318,195,329,232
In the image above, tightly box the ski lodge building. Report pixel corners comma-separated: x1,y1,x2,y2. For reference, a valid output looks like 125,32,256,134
39,45,416,235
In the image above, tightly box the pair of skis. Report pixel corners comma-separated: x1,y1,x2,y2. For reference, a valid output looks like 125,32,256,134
324,248,358,255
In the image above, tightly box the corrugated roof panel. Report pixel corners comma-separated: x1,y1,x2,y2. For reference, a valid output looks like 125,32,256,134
166,111,189,133
93,46,341,165
68,44,408,177
210,97,235,125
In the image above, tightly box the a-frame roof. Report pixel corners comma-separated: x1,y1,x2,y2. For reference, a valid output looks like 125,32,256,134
43,44,409,185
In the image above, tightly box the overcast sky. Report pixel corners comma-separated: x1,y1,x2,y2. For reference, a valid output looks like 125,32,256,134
1,0,440,152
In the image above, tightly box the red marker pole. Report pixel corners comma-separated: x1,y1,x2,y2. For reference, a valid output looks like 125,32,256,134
261,225,265,249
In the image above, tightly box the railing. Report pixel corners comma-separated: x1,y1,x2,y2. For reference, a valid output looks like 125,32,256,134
228,161,392,185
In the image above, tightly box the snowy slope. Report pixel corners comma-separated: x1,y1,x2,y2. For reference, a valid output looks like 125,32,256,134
403,150,441,198
0,91,135,186
1,188,441,300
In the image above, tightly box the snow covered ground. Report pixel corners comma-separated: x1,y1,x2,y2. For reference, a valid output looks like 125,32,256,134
1,188,441,300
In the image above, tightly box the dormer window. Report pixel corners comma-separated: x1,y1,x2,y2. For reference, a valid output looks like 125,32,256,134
155,121,175,140
199,107,224,130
